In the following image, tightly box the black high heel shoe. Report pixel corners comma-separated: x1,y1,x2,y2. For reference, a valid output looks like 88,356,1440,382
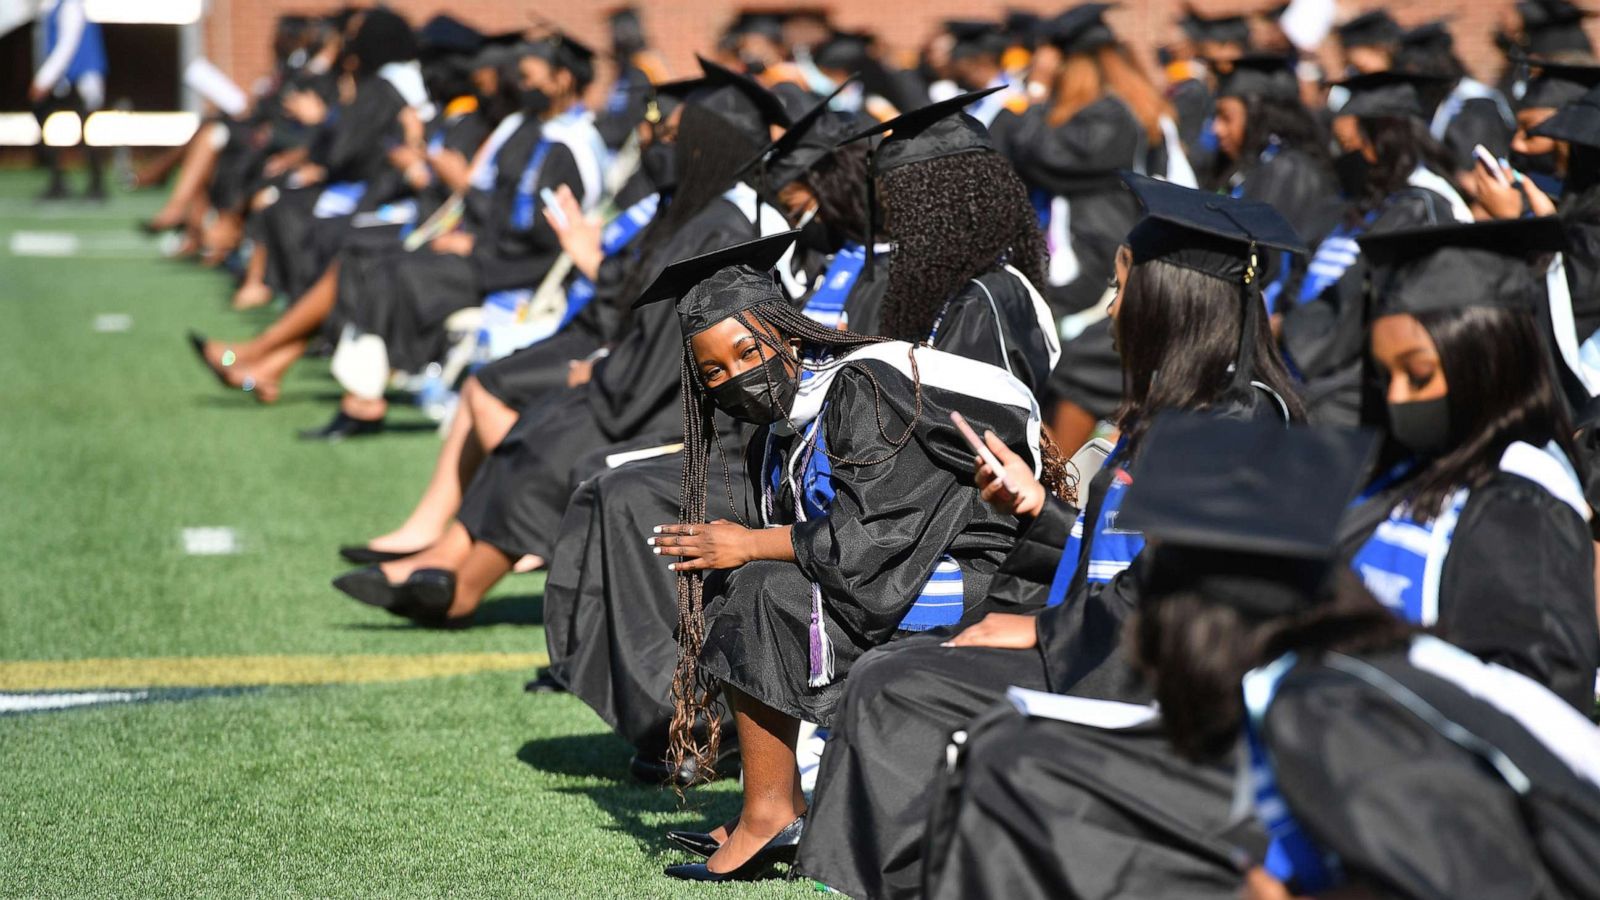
391,568,456,626
665,830,721,859
332,566,399,610
663,816,804,882
339,544,427,565
299,411,385,443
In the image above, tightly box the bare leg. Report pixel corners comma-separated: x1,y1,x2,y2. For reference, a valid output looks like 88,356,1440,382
232,245,272,310
1048,399,1099,456
468,377,520,450
226,339,306,403
379,521,473,582
200,210,244,267
203,260,339,372
702,686,807,873
445,540,513,619
340,393,387,422
131,140,188,189
365,378,487,552
147,133,219,228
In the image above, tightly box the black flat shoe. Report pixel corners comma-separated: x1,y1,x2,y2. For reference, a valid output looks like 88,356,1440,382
332,566,400,611
662,817,805,882
523,670,567,694
299,411,385,443
665,830,721,859
187,330,233,389
391,568,459,627
339,544,426,565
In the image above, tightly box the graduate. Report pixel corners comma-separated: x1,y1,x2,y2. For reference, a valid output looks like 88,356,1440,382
1342,218,1600,712
1334,10,1403,77
535,98,892,785
1123,418,1600,900
996,3,1194,451
940,21,1028,127
1280,71,1471,427
1394,20,1516,174
924,414,1378,900
1506,60,1600,200
840,90,1059,393
795,177,1308,900
641,232,1053,882
1170,8,1253,187
329,59,796,625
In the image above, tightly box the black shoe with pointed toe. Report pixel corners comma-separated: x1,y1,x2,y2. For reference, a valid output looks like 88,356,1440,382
665,830,721,859
523,670,567,694
298,411,385,443
338,544,425,565
391,568,459,627
332,566,400,611
662,817,805,882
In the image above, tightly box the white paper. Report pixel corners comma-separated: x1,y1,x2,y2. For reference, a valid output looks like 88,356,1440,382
1006,686,1160,729
184,57,249,117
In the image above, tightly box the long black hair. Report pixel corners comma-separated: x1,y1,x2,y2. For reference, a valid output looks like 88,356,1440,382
614,104,765,318
877,151,1048,342
1240,94,1331,168
803,141,872,246
1352,116,1458,214
1113,258,1306,457
1131,567,1415,762
1399,305,1579,518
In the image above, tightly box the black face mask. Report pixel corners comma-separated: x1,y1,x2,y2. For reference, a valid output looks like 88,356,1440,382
641,140,677,192
1511,147,1560,177
798,211,846,254
705,349,798,426
1334,149,1371,199
1387,396,1452,457
519,86,552,117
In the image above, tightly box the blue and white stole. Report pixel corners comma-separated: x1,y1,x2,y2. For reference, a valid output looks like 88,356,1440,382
558,191,661,327
1296,211,1373,304
313,181,368,219
1351,441,1591,626
802,242,869,331
1044,438,1144,607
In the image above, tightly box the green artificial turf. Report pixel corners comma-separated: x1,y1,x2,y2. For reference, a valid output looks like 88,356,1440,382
0,169,812,898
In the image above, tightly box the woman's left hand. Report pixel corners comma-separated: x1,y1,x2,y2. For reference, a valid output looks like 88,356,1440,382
651,520,756,571
941,612,1038,649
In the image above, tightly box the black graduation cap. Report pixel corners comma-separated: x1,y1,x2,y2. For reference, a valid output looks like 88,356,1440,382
1359,217,1568,317
523,33,597,87
1337,10,1403,49
813,31,871,73
688,56,794,141
472,31,526,70
416,15,485,59
946,20,1008,60
1334,70,1445,119
1181,8,1253,47
631,231,801,338
1005,10,1043,49
1520,0,1597,56
1523,59,1600,109
608,6,647,57
1120,413,1379,614
1043,3,1119,55
1217,54,1300,103
1122,172,1304,394
729,11,785,43
837,87,1001,173
1399,19,1455,54
744,78,861,187
646,77,704,124
1532,82,1600,146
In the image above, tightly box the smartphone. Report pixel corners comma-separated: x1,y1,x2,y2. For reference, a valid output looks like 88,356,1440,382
1473,145,1509,186
1069,437,1115,486
950,411,1016,494
540,187,568,227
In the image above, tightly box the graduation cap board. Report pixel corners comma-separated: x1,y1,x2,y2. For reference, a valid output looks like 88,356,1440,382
1524,61,1600,110
1122,171,1305,394
416,15,485,58
1400,19,1455,53
689,56,794,141
523,33,597,86
1337,10,1403,48
1520,0,1597,56
946,20,1008,60
1333,70,1446,120
813,32,871,73
472,31,526,70
742,78,861,188
1044,3,1118,56
1532,82,1600,146
1359,217,1568,317
1217,54,1300,103
632,230,801,337
646,77,705,124
1119,413,1380,614
1181,9,1252,47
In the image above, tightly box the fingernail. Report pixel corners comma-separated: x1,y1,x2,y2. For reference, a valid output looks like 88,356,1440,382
939,642,953,648
653,548,661,555
646,537,655,546
653,526,662,534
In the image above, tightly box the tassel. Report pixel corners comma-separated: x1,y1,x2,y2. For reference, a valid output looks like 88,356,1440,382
807,582,835,687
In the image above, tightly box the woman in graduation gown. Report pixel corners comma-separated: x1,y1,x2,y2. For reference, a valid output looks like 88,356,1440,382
1122,421,1600,900
536,102,892,781
1279,71,1472,427
991,4,1189,451
328,60,796,625
921,218,1600,900
793,177,1308,900
641,233,1052,883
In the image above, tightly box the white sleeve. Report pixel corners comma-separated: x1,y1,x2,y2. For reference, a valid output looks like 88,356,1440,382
32,0,85,94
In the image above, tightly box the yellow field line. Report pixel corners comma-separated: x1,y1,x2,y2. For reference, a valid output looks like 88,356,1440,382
0,652,549,691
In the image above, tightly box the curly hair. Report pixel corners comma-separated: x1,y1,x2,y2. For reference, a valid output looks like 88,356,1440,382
803,140,872,246
878,151,1048,343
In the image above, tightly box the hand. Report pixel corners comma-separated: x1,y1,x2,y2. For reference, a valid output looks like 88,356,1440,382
387,144,423,171
975,430,1046,518
941,612,1039,650
282,89,327,126
1469,162,1524,220
649,520,756,572
398,107,425,147
28,83,48,104
289,162,326,187
544,184,604,279
430,231,475,255
566,358,595,387
1520,173,1558,216
428,148,472,191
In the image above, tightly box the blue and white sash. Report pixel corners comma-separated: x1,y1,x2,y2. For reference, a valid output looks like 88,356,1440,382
1351,441,1590,626
1044,458,1144,607
468,112,527,193
1430,77,1515,141
803,242,868,330
1297,216,1370,304
557,191,660,325
313,181,368,219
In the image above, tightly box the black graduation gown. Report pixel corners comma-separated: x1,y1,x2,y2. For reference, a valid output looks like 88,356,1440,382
932,267,1054,398
454,195,759,560
1170,77,1221,190
1262,646,1600,900
540,255,890,757
1436,92,1515,173
699,351,1036,727
1232,147,1340,257
1560,187,1600,343
1280,183,1463,426
798,391,1288,900
1337,469,1600,713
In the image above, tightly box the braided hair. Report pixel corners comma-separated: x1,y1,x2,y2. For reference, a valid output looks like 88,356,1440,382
878,152,1049,342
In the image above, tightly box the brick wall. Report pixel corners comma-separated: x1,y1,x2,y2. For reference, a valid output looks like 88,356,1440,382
203,1,1600,98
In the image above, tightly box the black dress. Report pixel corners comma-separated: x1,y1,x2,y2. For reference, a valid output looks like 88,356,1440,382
699,347,1039,726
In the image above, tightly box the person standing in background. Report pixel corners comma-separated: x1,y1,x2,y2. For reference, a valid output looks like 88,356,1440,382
30,0,108,201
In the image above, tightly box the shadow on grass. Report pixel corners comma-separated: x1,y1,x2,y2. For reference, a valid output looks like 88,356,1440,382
336,592,545,630
515,732,743,852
